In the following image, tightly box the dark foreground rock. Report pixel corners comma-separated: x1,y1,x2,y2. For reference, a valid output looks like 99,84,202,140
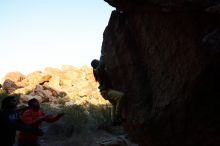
102,0,220,145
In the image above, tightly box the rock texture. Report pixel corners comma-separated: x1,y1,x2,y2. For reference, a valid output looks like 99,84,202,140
102,1,220,146
1,65,108,106
100,135,139,146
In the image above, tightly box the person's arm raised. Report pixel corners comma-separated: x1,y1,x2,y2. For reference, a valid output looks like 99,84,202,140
44,113,65,123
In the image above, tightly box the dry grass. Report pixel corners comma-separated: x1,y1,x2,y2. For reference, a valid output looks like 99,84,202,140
0,91,123,146
40,103,113,146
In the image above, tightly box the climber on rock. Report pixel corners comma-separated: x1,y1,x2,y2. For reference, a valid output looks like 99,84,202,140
91,59,125,125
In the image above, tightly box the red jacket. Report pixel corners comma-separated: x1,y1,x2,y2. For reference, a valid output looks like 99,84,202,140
18,108,60,142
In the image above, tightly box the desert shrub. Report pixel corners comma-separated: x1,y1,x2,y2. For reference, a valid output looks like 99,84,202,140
58,91,67,98
61,105,89,135
87,104,111,129
42,104,89,136
0,89,7,98
41,103,112,141
41,103,60,114
57,98,66,105
0,89,8,108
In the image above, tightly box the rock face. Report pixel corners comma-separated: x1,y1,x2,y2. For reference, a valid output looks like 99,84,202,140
102,1,220,146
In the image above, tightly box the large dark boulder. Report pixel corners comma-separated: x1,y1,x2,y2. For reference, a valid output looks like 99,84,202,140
102,0,220,145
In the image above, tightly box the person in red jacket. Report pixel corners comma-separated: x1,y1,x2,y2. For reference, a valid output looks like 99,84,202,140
18,98,64,146
0,96,42,146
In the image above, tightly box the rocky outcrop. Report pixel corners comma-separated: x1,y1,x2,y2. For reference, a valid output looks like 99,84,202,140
1,65,108,106
3,72,25,83
1,72,26,94
2,79,19,94
102,0,220,146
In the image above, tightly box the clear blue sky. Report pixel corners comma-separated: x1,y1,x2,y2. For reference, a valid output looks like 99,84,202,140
0,0,114,79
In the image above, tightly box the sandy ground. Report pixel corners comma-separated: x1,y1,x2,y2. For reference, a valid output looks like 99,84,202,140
40,125,125,146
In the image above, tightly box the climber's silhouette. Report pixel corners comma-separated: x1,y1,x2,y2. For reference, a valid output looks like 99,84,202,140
91,59,125,125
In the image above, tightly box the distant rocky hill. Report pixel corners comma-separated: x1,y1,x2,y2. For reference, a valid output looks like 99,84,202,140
1,65,109,106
